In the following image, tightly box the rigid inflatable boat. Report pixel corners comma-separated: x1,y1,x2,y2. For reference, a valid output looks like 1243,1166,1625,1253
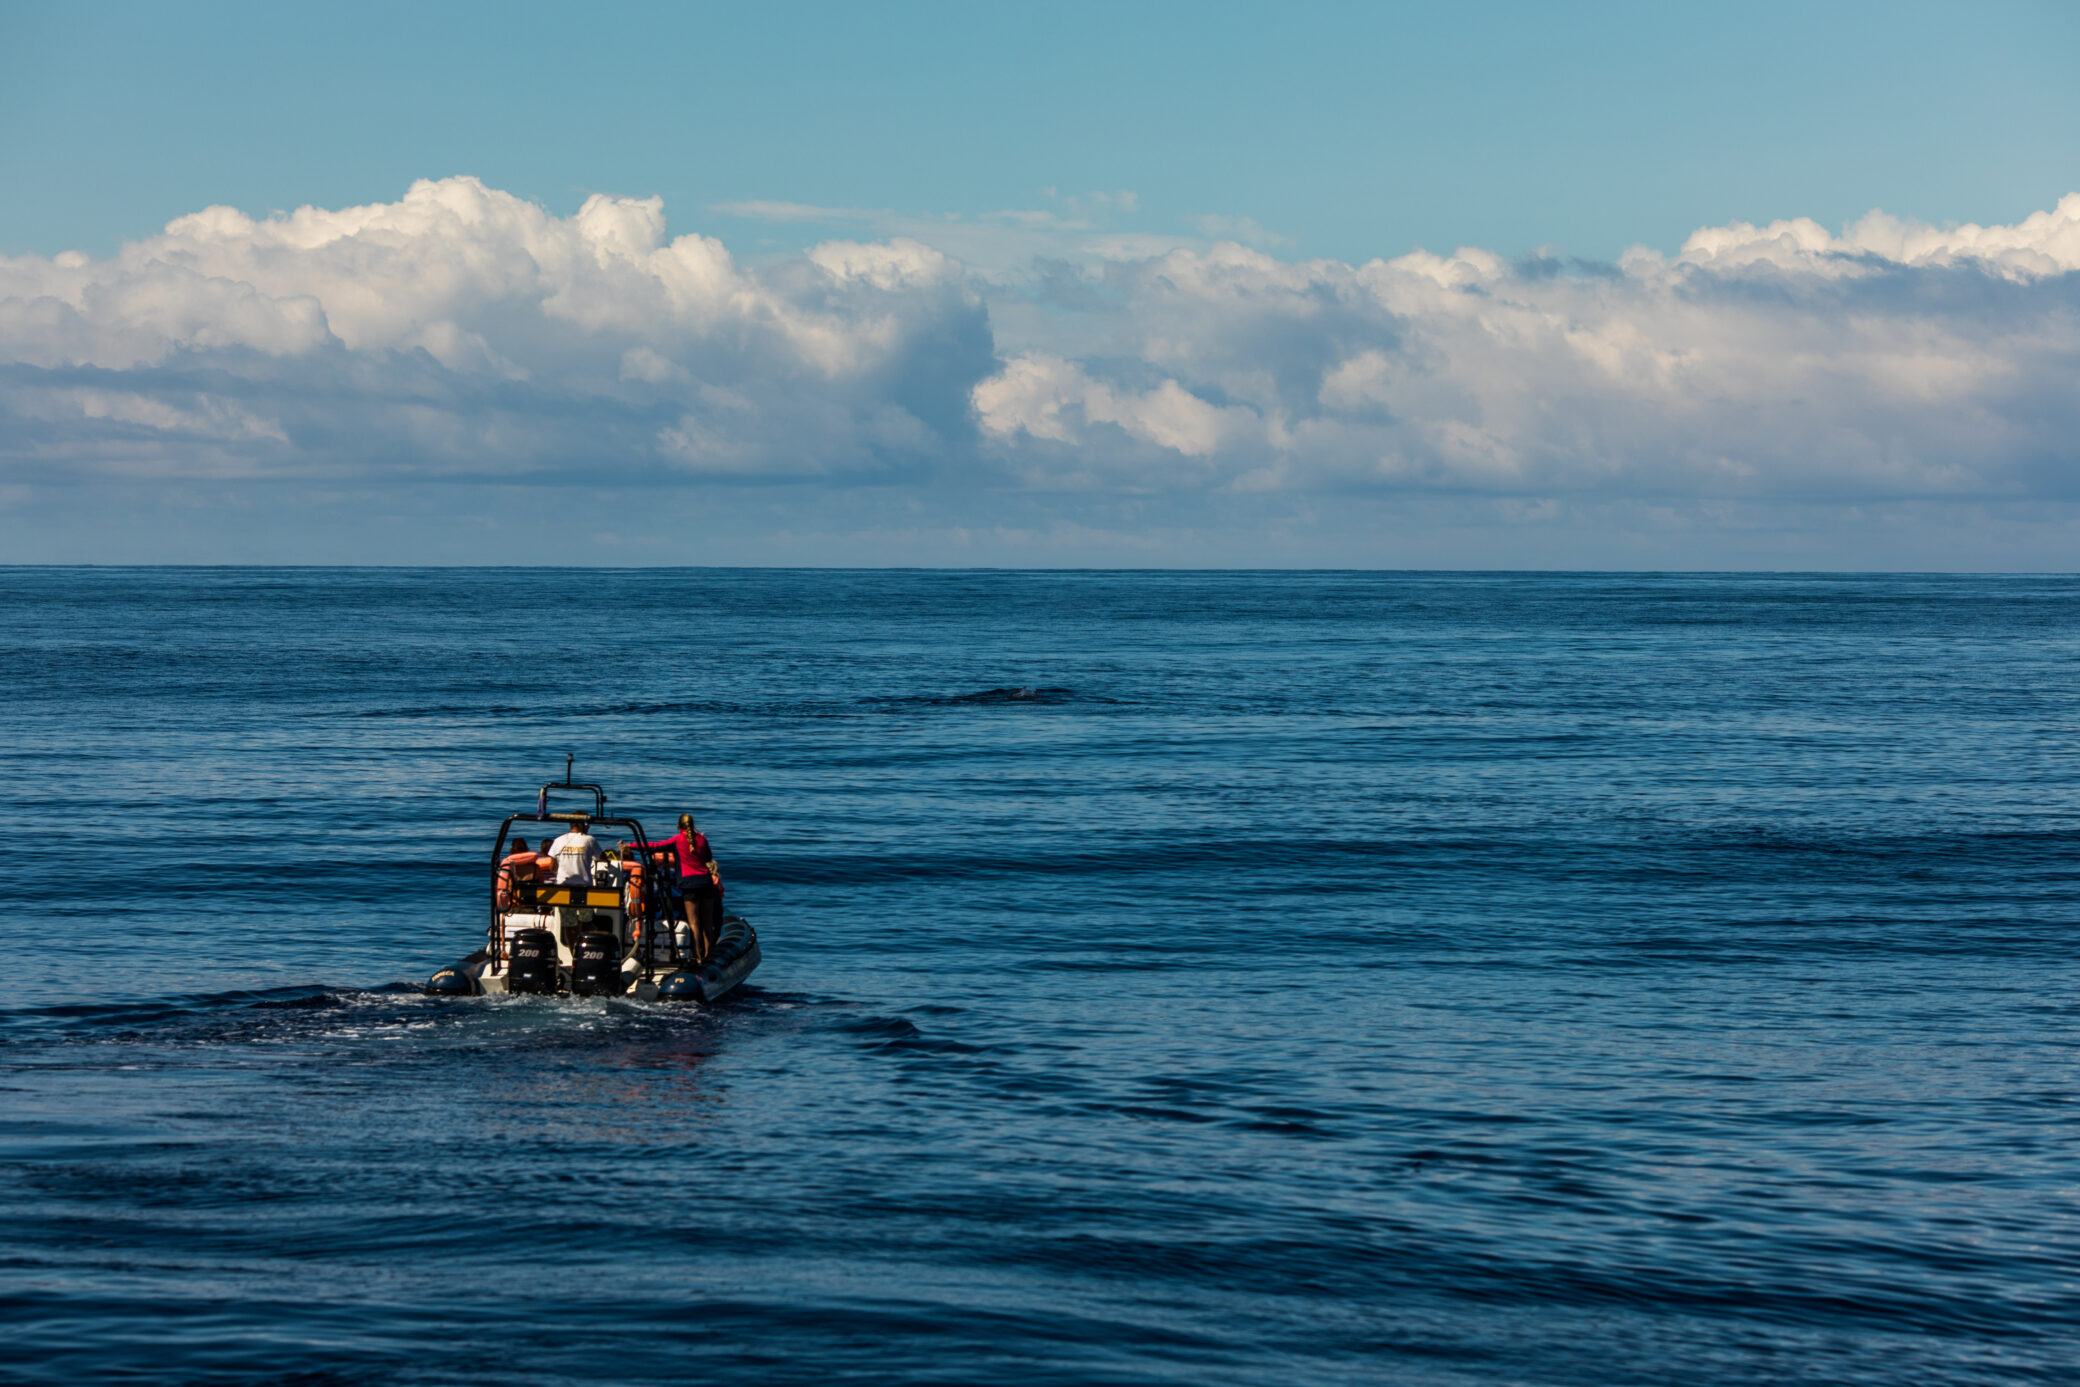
424,766,760,1002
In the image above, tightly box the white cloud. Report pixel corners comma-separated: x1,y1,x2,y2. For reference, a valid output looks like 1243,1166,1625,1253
1672,194,2080,279
1189,214,1294,249
975,353,1252,461
710,199,881,223
718,190,1191,284
2,179,2077,541
972,196,2080,503
0,176,993,480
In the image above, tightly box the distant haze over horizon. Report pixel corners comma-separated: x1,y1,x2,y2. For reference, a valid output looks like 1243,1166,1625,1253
3,1,2076,567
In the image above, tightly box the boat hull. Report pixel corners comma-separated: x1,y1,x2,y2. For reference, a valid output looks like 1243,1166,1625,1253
657,917,760,1002
425,917,759,1003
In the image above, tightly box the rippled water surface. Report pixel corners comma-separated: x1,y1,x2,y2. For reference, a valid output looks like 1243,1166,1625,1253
3,568,2078,1385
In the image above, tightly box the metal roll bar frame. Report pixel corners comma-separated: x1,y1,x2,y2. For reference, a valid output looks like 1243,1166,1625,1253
486,766,674,986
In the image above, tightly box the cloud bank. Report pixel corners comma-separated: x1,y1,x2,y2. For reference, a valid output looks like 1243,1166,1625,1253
3,178,2077,561
978,201,2080,505
0,177,991,485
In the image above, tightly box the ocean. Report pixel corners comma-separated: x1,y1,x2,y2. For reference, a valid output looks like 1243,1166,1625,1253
2,568,2076,1385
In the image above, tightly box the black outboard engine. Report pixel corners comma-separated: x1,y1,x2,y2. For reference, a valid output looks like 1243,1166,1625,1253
571,931,624,997
507,928,560,995
424,964,477,997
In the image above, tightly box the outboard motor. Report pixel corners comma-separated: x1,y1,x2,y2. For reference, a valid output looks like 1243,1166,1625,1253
571,931,624,997
424,965,477,997
507,928,560,995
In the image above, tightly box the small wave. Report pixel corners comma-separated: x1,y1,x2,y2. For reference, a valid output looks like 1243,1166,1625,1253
2,980,789,1057
12,983,344,1031
879,1034,984,1055
947,686,1075,705
327,702,533,720
866,686,1094,708
830,1016,922,1039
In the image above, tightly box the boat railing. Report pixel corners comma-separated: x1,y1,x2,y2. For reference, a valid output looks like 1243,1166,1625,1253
487,809,672,983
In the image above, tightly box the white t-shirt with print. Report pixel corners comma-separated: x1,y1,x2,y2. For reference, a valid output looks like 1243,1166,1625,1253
548,829,603,884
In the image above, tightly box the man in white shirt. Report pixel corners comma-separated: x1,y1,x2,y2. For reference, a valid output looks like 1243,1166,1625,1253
548,817,604,884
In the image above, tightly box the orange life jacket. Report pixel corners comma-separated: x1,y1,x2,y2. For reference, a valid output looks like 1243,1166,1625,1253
495,851,539,910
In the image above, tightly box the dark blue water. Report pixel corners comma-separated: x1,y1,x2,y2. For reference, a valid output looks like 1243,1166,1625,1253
3,569,2077,1385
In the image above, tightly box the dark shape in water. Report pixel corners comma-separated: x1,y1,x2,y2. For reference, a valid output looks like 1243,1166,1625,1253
949,685,1073,704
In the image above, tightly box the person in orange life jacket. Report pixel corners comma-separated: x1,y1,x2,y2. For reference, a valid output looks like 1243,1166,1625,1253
496,837,544,911
632,813,722,963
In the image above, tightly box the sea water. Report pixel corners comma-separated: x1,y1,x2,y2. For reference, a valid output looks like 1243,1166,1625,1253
2,568,2076,1385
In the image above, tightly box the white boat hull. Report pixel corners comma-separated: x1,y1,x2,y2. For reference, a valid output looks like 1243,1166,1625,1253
428,916,759,1003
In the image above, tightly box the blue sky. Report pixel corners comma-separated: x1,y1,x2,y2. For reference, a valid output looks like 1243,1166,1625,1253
8,0,2078,264
2,1,2078,566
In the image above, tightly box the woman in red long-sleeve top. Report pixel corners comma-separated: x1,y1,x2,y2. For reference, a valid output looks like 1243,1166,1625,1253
637,814,722,963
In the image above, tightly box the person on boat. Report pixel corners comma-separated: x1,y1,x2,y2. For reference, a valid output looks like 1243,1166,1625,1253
633,813,722,963
548,816,604,884
496,837,541,911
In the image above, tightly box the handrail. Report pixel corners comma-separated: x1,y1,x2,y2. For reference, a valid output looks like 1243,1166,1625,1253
537,781,608,818
536,752,608,818
487,809,664,983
